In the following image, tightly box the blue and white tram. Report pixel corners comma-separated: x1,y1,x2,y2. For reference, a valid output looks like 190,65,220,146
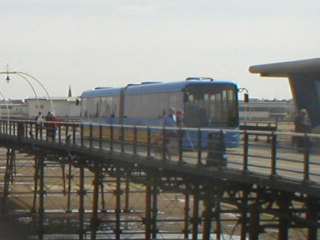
80,78,240,147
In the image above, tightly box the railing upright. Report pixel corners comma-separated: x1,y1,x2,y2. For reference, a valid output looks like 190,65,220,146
271,132,277,177
133,126,137,155
80,124,84,147
60,124,64,144
178,128,183,163
31,123,35,139
72,124,76,146
254,123,259,141
243,131,249,172
11,121,15,136
41,123,44,140
45,122,49,142
197,129,202,165
267,123,272,143
27,122,31,138
147,127,151,158
9,121,12,135
89,124,93,149
303,133,311,183
161,127,166,161
121,125,125,153
23,122,27,138
110,125,114,151
99,124,102,150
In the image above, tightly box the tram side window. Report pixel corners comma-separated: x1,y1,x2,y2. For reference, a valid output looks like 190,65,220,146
85,96,118,119
169,94,182,111
124,92,182,119
140,93,162,118
125,93,165,119
221,90,231,124
81,98,88,117
93,97,99,117
221,90,228,121
100,97,107,117
140,94,149,117
156,92,182,118
209,89,238,126
98,98,103,117
87,97,95,118
113,96,119,118
105,96,115,118
147,93,161,118
184,86,238,127
124,94,139,118
142,93,171,119
227,89,238,126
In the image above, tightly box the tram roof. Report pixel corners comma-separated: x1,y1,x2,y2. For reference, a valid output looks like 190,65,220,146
249,58,320,77
81,80,236,98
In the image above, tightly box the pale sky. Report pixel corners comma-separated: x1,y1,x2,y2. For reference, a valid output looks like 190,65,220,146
0,0,319,100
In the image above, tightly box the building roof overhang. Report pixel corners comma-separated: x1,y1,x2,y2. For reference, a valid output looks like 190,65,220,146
249,58,320,77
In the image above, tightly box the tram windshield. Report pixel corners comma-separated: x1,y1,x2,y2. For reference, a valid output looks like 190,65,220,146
183,84,238,127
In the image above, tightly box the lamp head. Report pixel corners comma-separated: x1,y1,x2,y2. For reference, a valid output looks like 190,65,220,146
5,75,10,83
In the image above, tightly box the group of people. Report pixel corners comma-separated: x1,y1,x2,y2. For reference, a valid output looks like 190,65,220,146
162,107,184,128
160,108,185,159
35,111,60,141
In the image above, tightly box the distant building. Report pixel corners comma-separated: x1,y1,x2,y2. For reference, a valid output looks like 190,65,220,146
239,99,296,121
0,99,28,118
0,97,80,119
26,97,80,118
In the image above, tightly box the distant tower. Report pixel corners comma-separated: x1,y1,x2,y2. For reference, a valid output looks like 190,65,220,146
68,85,72,97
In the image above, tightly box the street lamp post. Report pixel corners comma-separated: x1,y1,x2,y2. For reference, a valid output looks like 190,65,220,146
0,91,10,123
0,66,54,113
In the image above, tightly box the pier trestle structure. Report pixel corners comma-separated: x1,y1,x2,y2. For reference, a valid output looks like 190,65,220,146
0,142,319,240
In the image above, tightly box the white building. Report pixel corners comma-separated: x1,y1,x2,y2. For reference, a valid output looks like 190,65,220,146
239,99,296,121
0,97,80,119
26,97,80,118
0,100,28,118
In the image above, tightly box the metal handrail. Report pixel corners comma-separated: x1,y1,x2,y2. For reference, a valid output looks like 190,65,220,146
1,119,320,189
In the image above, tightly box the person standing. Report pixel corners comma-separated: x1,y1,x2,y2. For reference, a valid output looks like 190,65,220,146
35,111,44,138
176,110,184,127
294,109,312,149
45,111,52,122
162,108,177,159
162,108,176,128
46,112,60,141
